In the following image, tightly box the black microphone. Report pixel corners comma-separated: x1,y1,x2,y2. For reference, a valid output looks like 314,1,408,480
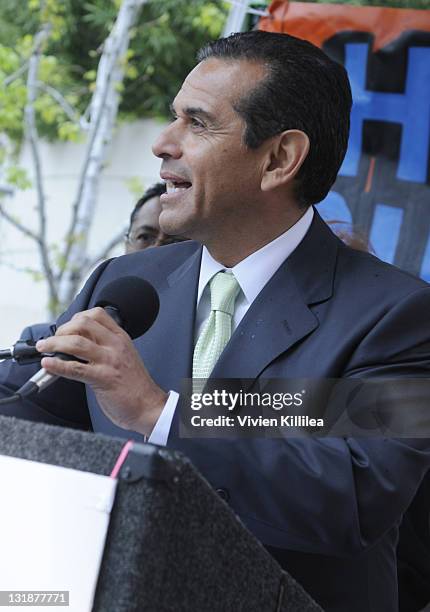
0,325,57,365
16,276,160,398
0,340,43,364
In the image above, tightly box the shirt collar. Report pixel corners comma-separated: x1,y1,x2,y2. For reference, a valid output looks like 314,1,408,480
197,206,314,305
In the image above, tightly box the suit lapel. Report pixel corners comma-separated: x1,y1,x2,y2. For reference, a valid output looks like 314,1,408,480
211,210,340,382
210,260,318,381
134,247,202,392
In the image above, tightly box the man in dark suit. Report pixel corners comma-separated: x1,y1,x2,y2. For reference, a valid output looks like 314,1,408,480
1,31,429,611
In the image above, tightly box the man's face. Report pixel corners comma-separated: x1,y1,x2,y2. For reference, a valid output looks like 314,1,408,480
152,59,269,244
125,196,162,254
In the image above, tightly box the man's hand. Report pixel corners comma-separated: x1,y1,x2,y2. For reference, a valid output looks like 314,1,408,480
35,307,168,436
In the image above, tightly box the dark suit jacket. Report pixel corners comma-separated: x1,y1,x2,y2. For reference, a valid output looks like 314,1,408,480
397,474,430,611
1,210,430,611
19,323,55,342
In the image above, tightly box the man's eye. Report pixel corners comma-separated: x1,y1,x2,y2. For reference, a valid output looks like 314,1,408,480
190,117,204,129
137,233,155,244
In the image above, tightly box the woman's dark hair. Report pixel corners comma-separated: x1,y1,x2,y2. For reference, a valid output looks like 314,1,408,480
198,31,352,207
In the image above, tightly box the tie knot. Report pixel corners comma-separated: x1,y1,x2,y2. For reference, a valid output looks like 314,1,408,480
209,271,240,315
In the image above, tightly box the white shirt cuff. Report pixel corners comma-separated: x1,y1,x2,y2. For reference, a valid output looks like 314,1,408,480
147,390,179,446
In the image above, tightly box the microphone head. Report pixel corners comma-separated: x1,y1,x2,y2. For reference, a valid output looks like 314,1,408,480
94,276,159,339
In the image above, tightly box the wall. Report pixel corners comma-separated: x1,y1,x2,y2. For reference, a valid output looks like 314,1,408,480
0,118,167,346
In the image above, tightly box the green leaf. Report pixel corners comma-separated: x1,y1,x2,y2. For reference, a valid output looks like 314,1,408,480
5,166,32,190
83,69,97,81
58,121,81,142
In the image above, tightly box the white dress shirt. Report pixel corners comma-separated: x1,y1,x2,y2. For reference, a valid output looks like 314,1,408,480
148,206,314,445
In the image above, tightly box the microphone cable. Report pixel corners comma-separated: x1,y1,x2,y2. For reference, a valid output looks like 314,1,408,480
0,394,21,406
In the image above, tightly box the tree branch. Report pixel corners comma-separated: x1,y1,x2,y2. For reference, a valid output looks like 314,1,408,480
58,0,147,305
0,204,40,242
59,78,113,278
24,23,59,310
85,226,126,270
0,184,14,196
35,81,89,129
3,60,29,87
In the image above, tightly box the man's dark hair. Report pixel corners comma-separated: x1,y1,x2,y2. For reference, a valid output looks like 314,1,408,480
197,31,352,207
128,182,166,231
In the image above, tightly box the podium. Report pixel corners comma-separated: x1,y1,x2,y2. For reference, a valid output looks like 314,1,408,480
0,416,322,611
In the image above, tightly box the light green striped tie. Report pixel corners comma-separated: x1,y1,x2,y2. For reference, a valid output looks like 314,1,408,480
193,271,241,380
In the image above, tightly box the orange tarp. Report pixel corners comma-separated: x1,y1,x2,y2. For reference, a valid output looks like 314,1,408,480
259,1,430,51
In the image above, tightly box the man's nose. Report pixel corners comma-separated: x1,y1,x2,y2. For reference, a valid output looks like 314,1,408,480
152,123,182,159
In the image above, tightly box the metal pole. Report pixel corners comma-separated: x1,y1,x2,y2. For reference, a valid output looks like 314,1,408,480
222,0,252,36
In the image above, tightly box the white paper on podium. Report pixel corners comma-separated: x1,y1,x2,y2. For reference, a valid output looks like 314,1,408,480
0,455,117,611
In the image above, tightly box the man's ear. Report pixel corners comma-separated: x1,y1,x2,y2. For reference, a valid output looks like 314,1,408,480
261,130,310,192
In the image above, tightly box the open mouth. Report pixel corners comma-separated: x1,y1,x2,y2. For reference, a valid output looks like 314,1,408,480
166,180,192,194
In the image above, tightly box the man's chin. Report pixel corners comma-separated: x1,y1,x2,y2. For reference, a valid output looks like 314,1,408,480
159,216,190,241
